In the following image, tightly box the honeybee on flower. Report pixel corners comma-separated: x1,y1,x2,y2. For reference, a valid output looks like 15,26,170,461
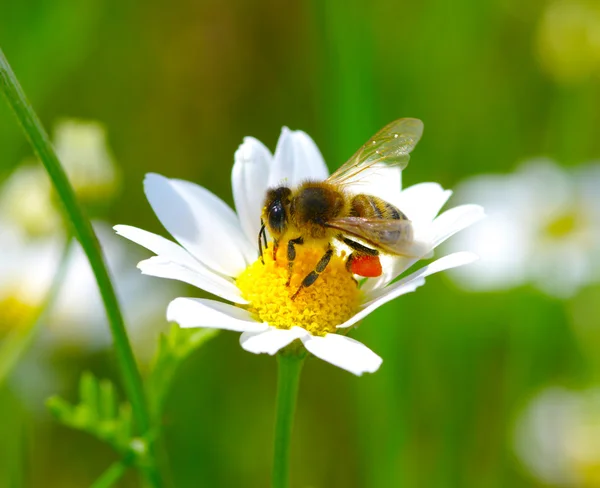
116,121,484,375
259,118,430,299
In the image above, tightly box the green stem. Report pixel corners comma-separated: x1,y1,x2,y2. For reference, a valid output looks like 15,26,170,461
272,352,305,488
0,238,73,386
0,47,161,486
89,459,130,488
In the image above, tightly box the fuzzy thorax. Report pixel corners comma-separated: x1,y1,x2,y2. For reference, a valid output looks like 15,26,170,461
236,243,361,335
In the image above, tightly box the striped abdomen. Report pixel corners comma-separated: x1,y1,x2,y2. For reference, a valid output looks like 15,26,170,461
350,194,407,221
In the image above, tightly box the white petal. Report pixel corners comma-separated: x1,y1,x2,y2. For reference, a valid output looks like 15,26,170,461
114,224,200,269
138,256,247,304
364,204,484,292
338,277,426,329
431,204,486,248
166,297,266,332
269,128,329,188
301,334,382,376
115,224,245,302
289,130,329,182
232,137,273,244
339,252,479,329
359,254,411,294
144,173,255,276
269,127,294,187
397,183,453,224
240,326,309,355
382,251,479,296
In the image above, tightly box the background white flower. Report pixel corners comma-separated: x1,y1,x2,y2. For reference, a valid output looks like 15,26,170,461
0,120,179,356
53,119,121,201
0,165,61,236
445,159,600,298
116,126,484,375
515,386,600,487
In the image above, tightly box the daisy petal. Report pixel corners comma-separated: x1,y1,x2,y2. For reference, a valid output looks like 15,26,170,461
269,127,294,187
167,297,267,332
115,224,245,302
269,128,329,188
397,183,453,224
380,251,480,297
432,204,486,248
144,173,255,276
240,326,309,355
365,204,485,290
289,130,329,182
232,137,273,244
302,334,382,376
114,224,200,269
338,278,426,330
138,256,247,304
339,252,479,329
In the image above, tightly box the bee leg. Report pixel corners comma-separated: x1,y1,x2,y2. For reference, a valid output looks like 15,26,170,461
258,220,266,264
291,245,333,300
345,253,356,274
337,236,379,271
262,225,269,250
286,237,304,286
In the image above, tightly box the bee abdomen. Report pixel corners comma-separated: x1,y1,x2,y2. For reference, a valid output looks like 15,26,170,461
350,194,407,220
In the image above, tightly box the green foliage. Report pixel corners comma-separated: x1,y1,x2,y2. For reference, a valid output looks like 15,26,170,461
43,327,220,484
46,372,135,456
148,325,219,419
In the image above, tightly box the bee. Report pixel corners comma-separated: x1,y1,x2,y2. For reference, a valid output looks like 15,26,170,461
259,118,427,300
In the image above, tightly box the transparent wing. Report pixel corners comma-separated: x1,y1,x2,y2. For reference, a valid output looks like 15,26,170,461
326,217,429,257
327,118,424,187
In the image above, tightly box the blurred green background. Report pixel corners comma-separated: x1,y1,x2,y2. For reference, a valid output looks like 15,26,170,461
1,0,600,486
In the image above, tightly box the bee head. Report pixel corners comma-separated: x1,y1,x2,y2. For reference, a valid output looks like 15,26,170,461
263,186,292,237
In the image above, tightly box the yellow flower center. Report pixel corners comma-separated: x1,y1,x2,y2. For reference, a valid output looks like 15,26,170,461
544,211,579,238
0,295,38,333
236,243,361,336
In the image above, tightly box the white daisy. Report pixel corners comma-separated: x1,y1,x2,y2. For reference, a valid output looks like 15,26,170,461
445,159,600,298
115,127,483,375
0,121,176,355
0,218,64,332
515,386,600,487
0,217,179,357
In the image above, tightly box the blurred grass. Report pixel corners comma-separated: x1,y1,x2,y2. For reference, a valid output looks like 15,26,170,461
1,0,600,487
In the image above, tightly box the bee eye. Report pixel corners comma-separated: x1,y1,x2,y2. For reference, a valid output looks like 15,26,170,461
268,202,286,233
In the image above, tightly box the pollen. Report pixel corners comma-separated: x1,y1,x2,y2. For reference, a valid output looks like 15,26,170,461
236,243,361,335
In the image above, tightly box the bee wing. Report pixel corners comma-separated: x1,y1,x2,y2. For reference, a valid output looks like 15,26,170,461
326,217,428,257
327,118,424,187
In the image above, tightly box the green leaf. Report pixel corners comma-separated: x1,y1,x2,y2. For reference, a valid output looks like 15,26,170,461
46,372,135,456
79,371,99,425
46,396,74,423
99,379,117,421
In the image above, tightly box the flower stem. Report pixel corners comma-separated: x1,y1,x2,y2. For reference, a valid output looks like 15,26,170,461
272,352,305,488
0,47,161,486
